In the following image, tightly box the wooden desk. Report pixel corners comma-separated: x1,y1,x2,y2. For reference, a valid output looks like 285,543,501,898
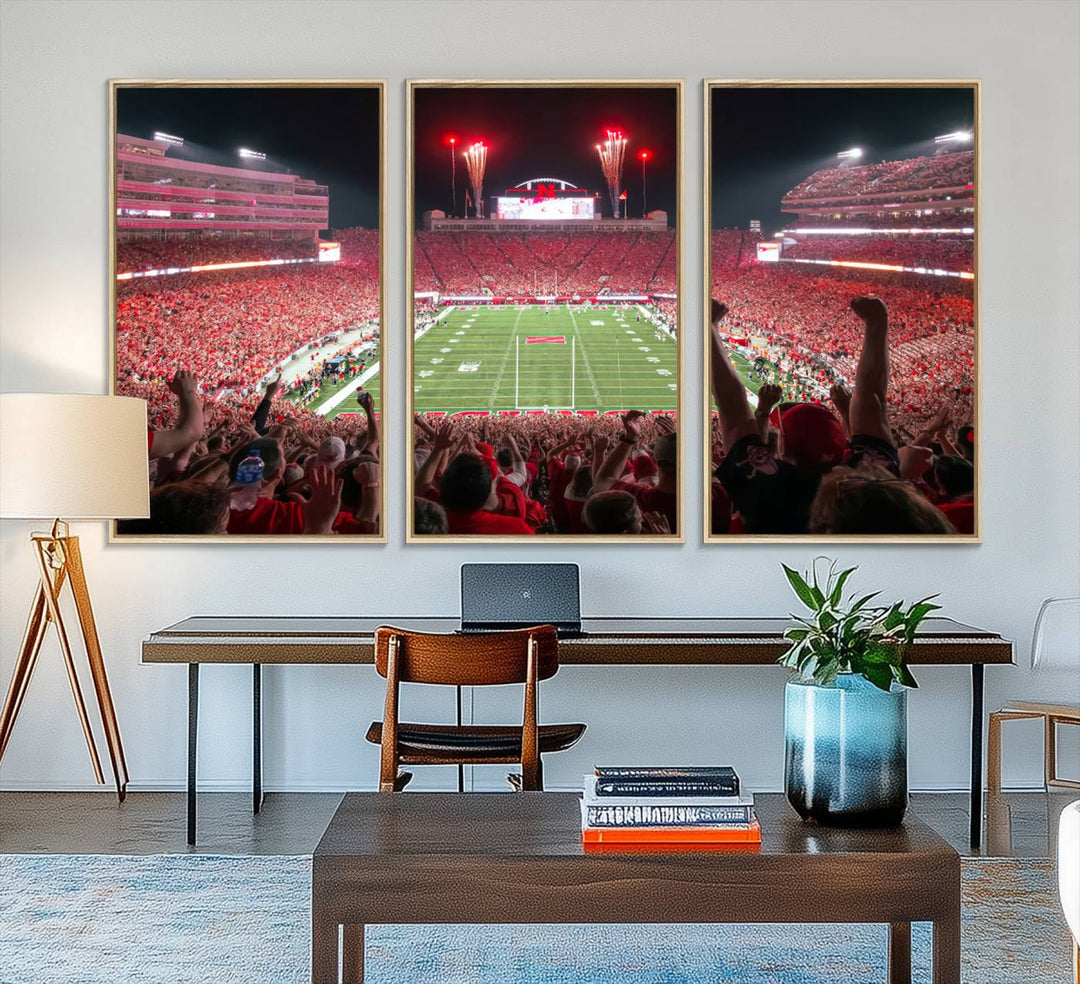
141,616,1012,846
311,791,961,984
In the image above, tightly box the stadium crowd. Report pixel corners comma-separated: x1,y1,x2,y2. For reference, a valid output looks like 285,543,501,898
117,237,317,273
117,373,381,536
710,264,974,436
412,411,678,536
414,230,676,295
783,151,974,203
114,229,383,536
116,263,379,396
710,294,974,536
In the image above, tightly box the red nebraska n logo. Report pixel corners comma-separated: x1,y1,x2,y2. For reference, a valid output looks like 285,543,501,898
536,184,555,199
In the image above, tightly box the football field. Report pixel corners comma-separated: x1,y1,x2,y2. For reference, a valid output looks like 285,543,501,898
413,305,678,413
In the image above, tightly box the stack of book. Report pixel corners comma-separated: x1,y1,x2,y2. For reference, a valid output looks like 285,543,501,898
581,766,760,848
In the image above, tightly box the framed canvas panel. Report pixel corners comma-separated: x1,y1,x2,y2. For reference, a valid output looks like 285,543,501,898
108,80,386,541
407,80,683,542
704,81,980,543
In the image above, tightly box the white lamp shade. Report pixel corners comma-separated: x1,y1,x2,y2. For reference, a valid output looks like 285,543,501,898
0,394,150,520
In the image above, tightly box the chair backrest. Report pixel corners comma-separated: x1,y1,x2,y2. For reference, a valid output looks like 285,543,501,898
374,625,560,686
1031,597,1080,672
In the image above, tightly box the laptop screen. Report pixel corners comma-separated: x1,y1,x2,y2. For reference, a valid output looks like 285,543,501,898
460,563,581,629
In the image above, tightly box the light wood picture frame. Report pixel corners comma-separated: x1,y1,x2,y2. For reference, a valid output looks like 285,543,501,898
108,79,387,542
406,80,684,543
704,80,980,543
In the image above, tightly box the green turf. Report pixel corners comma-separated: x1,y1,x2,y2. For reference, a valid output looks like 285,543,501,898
285,369,381,419
413,305,677,413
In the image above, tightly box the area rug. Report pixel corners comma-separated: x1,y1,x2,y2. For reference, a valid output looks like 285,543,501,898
0,854,1070,983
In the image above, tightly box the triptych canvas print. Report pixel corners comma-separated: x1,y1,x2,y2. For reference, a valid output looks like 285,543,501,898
108,79,977,543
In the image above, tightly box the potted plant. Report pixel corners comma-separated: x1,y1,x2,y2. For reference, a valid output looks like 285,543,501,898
779,559,941,827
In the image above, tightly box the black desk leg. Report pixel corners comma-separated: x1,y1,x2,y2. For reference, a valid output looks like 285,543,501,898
969,663,984,849
253,664,263,814
187,663,199,847
456,684,465,793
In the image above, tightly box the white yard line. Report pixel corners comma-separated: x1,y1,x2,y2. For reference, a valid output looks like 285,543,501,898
567,307,602,406
489,307,525,410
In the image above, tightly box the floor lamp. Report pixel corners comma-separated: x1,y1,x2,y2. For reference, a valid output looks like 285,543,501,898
0,393,149,800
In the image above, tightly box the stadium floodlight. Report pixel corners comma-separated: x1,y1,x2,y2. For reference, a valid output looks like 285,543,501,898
935,131,972,144
837,147,863,160
238,148,267,160
447,136,457,216
639,150,650,217
153,131,184,146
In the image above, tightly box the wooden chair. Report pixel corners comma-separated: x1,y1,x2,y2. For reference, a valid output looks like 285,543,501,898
988,598,1080,792
366,625,586,792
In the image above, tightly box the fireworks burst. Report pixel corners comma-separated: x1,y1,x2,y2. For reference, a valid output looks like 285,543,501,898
596,130,628,217
463,141,487,218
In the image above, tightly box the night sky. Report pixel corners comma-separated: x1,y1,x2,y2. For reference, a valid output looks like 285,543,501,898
413,86,678,227
116,86,381,230
710,86,976,234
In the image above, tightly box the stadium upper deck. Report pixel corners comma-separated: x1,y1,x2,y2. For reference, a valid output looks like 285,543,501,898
781,150,974,220
115,133,328,239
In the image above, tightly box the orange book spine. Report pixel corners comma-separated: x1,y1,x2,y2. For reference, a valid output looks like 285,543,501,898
582,819,761,845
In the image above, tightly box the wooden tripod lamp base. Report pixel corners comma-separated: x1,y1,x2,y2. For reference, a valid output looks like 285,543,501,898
0,520,130,801
0,392,150,800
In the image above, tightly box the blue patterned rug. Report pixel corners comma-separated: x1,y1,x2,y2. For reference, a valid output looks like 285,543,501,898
0,854,1070,983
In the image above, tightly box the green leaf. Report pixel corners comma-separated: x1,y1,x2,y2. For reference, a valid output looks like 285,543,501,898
850,591,881,613
863,663,894,692
782,565,818,610
883,604,905,631
895,664,919,689
829,566,856,607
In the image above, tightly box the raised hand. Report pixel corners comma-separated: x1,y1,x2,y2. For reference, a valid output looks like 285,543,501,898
850,295,887,326
756,383,783,415
431,419,455,452
356,388,374,412
168,369,199,396
898,445,933,482
930,402,953,435
301,464,343,534
264,376,284,400
711,299,729,324
621,409,646,441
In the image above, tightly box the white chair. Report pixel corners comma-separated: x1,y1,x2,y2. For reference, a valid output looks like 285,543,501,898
1059,799,1080,983
988,598,1080,791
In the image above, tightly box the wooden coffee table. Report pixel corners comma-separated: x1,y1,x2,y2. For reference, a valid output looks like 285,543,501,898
312,792,960,984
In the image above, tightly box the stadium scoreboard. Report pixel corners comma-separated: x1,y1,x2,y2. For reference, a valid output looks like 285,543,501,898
756,241,781,262
495,183,595,221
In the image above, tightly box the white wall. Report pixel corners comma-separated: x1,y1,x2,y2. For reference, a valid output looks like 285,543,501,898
1,0,1077,795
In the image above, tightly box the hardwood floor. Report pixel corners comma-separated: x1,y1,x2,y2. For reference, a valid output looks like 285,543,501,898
0,789,1073,857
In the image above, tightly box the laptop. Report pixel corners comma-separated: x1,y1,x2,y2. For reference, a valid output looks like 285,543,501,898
459,563,582,637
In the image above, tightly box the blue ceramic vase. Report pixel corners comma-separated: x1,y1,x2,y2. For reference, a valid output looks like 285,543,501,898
784,672,908,826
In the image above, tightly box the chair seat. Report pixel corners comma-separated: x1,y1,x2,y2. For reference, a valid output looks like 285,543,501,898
365,721,586,760
993,701,1080,720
